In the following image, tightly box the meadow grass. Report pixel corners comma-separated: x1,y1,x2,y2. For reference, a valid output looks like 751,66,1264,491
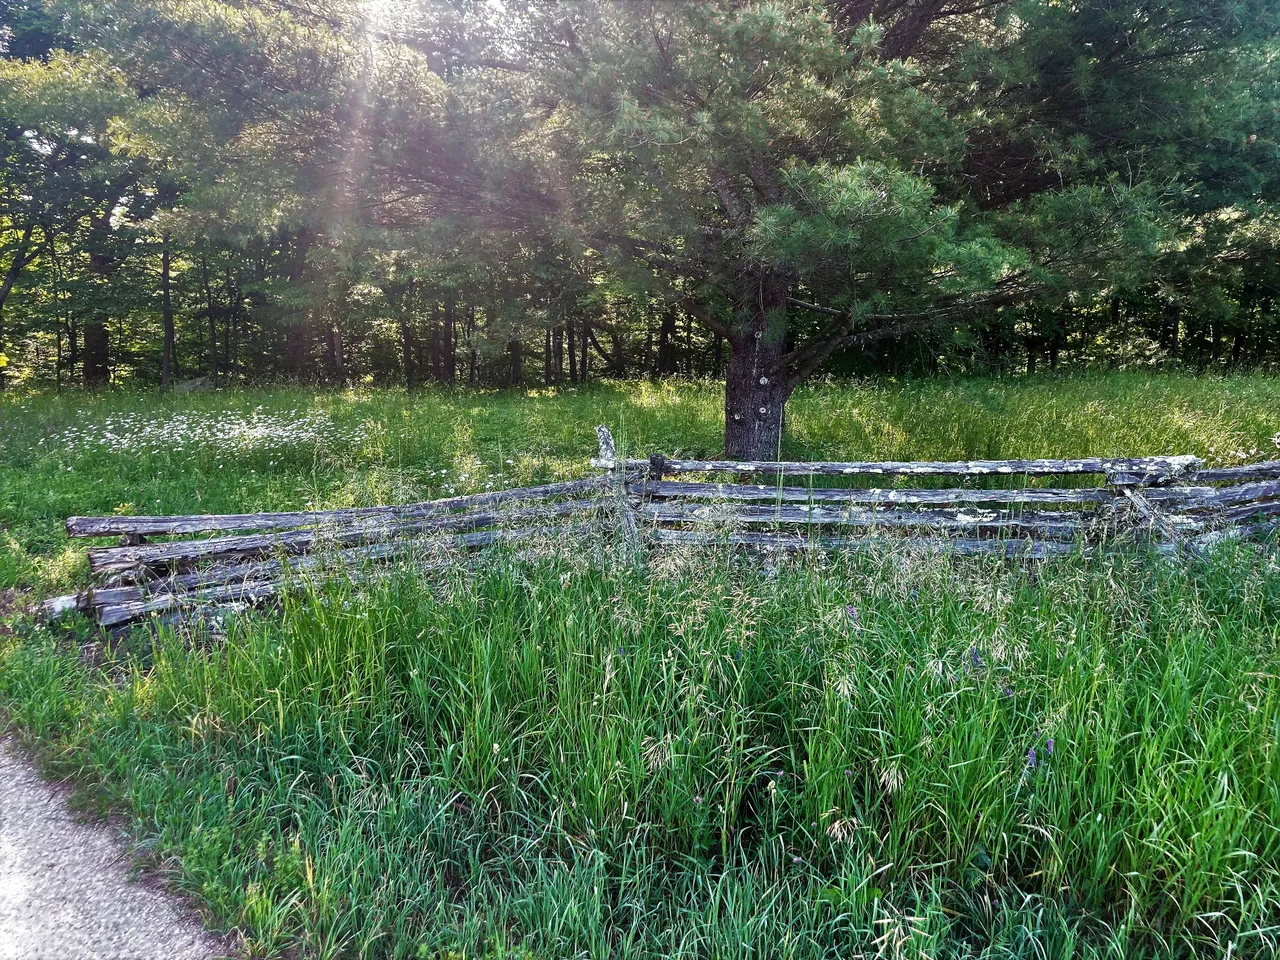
1,372,1280,958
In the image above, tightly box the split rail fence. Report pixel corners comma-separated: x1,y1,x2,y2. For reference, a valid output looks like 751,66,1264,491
44,425,1280,629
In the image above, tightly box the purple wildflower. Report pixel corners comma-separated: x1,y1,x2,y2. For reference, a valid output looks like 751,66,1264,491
844,769,852,779
846,604,860,624
1000,684,1014,699
1046,738,1054,756
1026,747,1037,769
968,647,984,670
694,795,703,805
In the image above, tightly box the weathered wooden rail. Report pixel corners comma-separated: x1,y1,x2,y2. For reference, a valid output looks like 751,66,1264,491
591,425,1280,558
43,425,1280,630
45,478,610,628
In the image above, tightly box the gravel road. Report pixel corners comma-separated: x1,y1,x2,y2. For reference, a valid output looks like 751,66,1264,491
0,738,232,960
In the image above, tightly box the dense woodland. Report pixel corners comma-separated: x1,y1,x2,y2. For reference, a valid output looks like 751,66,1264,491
1,0,1278,455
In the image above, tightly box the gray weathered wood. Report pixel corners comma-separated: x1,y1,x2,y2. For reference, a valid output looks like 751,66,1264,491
1193,461,1280,483
596,424,617,464
632,479,1213,507
637,501,1122,538
86,499,601,573
90,524,597,627
648,528,1081,557
595,454,1201,483
66,477,605,538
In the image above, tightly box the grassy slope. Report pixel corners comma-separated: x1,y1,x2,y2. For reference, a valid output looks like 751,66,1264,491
0,373,1279,959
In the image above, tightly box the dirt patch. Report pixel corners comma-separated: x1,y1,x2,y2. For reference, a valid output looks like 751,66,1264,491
0,738,235,960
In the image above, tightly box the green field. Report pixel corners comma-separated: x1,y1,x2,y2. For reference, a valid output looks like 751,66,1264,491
2,373,1280,958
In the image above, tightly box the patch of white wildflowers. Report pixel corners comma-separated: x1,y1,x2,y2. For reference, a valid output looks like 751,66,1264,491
44,408,359,462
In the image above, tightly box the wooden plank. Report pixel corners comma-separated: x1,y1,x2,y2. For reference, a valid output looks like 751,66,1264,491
86,499,601,573
594,455,1201,483
636,502,1114,538
648,528,1081,557
632,479,1214,507
1222,499,1280,524
1194,461,1280,483
66,478,605,538
1201,479,1280,508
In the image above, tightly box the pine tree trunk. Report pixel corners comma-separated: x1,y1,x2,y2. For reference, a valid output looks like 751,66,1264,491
657,309,677,376
67,320,78,383
509,338,523,385
83,317,110,388
467,306,477,383
723,270,791,460
161,234,175,391
400,318,417,388
544,328,553,385
580,319,589,382
567,322,577,382
431,301,442,383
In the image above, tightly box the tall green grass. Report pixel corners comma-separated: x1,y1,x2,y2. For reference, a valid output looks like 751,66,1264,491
2,373,1280,958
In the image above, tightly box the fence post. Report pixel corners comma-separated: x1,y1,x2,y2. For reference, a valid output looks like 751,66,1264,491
596,424,640,553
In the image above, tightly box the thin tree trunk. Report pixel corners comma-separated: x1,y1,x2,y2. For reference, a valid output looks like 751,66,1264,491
544,327,552,385
443,291,456,385
431,300,442,383
685,309,693,377
222,267,234,382
67,320,78,383
201,253,218,382
161,233,175,391
567,321,577,382
467,305,477,384
580,319,589,382
657,308,677,376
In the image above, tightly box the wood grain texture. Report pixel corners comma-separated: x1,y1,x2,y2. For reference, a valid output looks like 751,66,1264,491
595,454,1201,483
67,478,605,538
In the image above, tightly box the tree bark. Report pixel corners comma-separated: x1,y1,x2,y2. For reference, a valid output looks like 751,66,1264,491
509,338,523,385
467,305,477,383
657,308,678,376
160,233,175,391
567,320,577,382
400,315,417,388
82,316,110,388
431,300,442,382
544,327,553,385
723,269,791,460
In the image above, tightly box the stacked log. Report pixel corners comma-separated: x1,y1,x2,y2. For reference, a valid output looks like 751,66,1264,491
48,479,608,629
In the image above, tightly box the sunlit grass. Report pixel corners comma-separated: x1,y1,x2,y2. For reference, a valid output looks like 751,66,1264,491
1,373,1279,958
